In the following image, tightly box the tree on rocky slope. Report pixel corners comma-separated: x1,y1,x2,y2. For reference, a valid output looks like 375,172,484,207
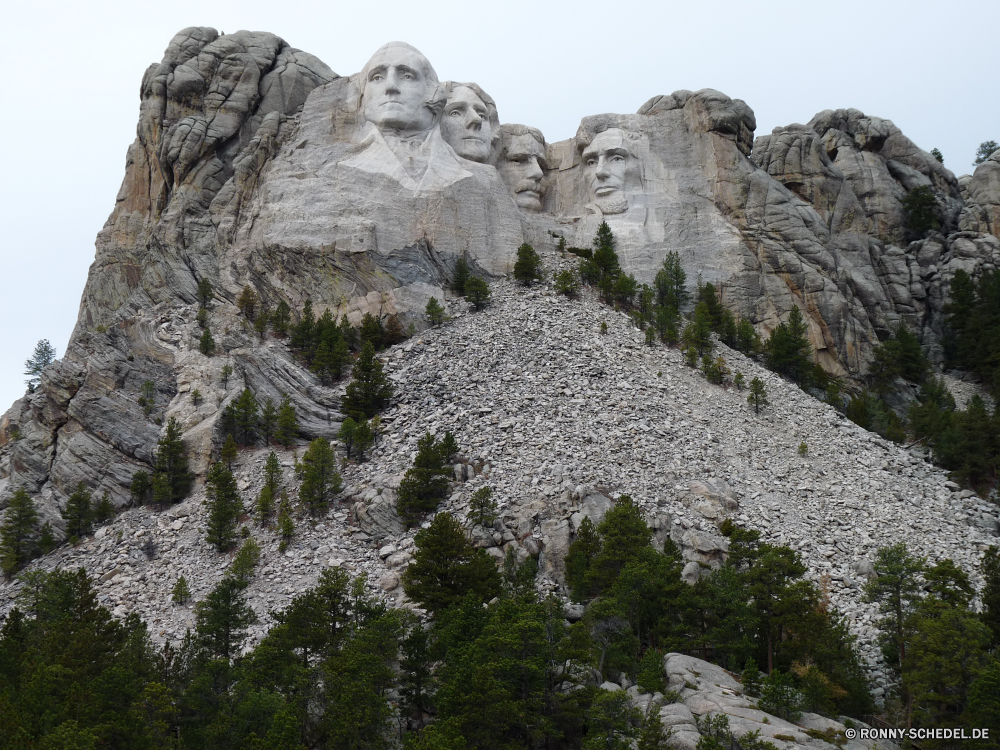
342,341,394,419
396,432,457,525
204,462,243,552
0,488,38,575
154,417,193,503
298,438,341,515
23,339,56,391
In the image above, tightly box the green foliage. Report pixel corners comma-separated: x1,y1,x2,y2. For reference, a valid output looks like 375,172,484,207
426,296,447,326
204,463,243,552
196,305,208,328
555,269,580,297
797,442,808,457
468,486,497,526
61,482,92,543
229,538,262,585
741,658,762,696
342,341,394,419
863,543,924,671
221,434,238,470
339,416,375,461
397,432,456,524
191,387,202,406
930,147,943,164
735,318,761,355
359,312,385,350
593,221,621,280
231,388,259,445
703,355,729,385
24,339,56,391
220,362,233,389
682,302,714,357
277,494,294,552
138,379,156,417
901,185,940,237
844,389,906,444
271,300,291,336
172,574,191,604
274,393,299,446
1,488,38,576
154,417,193,503
130,469,151,505
982,546,1000,648
298,438,342,515
765,306,811,384
464,275,491,310
636,648,666,693
695,282,725,331
613,274,638,309
237,284,259,320
93,491,114,524
868,324,930,393
37,522,55,554
513,243,543,285
974,140,999,166
402,512,501,614
583,691,637,750
452,256,470,294
199,326,215,355
757,670,805,722
654,252,688,310
194,571,258,660
197,276,214,306
946,268,1000,398
747,377,768,414
733,371,745,391
259,396,277,445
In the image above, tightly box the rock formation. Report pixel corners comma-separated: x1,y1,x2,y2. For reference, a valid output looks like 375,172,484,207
2,26,999,552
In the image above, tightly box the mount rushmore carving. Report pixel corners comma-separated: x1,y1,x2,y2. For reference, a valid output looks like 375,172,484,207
3,27,1000,512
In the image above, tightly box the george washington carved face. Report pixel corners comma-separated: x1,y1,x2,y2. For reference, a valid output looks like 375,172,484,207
361,42,440,133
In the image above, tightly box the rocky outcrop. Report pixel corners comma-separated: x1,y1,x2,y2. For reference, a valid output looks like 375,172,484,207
961,150,1000,237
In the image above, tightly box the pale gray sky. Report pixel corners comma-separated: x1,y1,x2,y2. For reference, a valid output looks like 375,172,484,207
0,0,995,411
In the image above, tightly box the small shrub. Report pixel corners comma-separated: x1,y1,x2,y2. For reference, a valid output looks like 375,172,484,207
554,269,579,298
600,321,608,335
798,442,808,457
733,371,746,391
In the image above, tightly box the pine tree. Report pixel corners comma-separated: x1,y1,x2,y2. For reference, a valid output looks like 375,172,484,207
37,522,56,554
274,394,299,446
299,438,341,515
199,327,215,356
359,312,385,350
592,221,620,281
513,243,543,285
982,546,1000,648
233,388,259,445
339,417,357,459
291,299,316,355
62,482,93,543
765,306,812,384
258,452,281,525
155,417,193,502
93,491,114,524
397,432,456,524
452,256,470,295
682,301,714,356
747,377,768,414
172,575,191,604
0,488,38,576
863,543,925,674
271,300,291,337
974,140,998,166
254,306,269,340
696,282,725,331
554,269,580,298
130,470,151,505
464,276,491,310
221,434,238,471
655,252,688,310
24,339,57,391
735,318,761,355
401,511,501,614
237,285,259,320
260,397,277,445
220,363,233,390
197,277,214,306
426,297,446,326
278,493,295,552
137,380,156,417
468,486,497,526
194,572,258,660
205,462,243,552
342,342,394,419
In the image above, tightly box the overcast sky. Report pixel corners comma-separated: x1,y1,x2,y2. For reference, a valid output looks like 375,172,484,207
0,0,995,411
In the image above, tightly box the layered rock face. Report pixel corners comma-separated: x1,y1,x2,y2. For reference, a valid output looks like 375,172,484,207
2,26,999,519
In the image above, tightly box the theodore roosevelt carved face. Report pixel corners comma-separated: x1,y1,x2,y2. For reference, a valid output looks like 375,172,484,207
440,82,499,163
498,125,548,211
361,42,440,133
581,128,633,214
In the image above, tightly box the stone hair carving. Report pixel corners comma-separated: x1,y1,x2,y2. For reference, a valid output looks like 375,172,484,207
359,41,445,133
579,127,643,215
498,124,548,212
440,81,501,164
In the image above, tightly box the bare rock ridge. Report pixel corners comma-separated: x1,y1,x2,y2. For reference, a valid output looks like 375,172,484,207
0,28,998,545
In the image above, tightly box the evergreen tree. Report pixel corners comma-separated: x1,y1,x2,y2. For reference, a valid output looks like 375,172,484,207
565,516,601,602
298,438,341,515
237,284,259,320
221,434,238,470
130,470,151,505
137,379,155,417
426,297,447,326
593,221,620,281
93,491,114,524
359,312,385,350
254,305,269,339
194,572,258,660
342,341,394,419
464,275,491,310
513,243,543,285
197,276,214,306
554,269,580,298
982,546,1000,648
765,306,811,384
290,299,316,354
274,394,299,446
24,339,56,391
61,482,92,543
930,147,944,164
278,493,295,552
204,462,243,552
682,301,714,356
452,256,470,295
0,488,38,575
397,432,456,524
233,388,259,445
696,282,725,331
747,377,768,414
199,327,215,356
220,363,233,389
37,521,55,553
654,251,688,310
613,273,638,308
735,318,761,355
154,417,193,502
271,300,291,337
901,186,940,237
339,416,357,459
974,140,999,166
172,575,192,604
402,512,502,614
468,486,497,527
863,543,924,674
259,396,277,445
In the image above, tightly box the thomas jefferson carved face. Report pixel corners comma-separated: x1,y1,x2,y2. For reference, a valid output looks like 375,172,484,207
582,128,632,214
361,43,438,132
441,85,493,162
498,127,547,211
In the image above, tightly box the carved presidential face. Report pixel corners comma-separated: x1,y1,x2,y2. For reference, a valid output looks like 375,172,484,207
582,129,632,214
441,86,493,162
362,44,437,132
498,133,547,211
